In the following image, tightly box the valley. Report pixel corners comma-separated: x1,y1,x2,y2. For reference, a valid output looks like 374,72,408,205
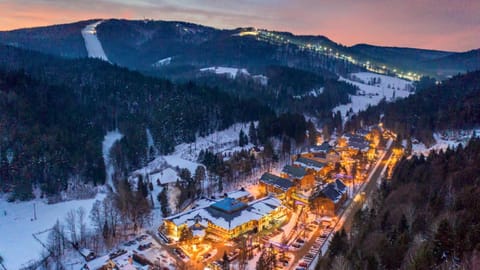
0,9,478,270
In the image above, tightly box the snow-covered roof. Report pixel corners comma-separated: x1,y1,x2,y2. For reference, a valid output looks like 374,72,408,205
79,247,94,257
343,134,370,151
149,168,178,185
260,173,295,191
310,142,333,153
166,196,283,231
317,179,347,203
227,189,252,200
282,165,307,178
294,157,326,170
211,198,248,213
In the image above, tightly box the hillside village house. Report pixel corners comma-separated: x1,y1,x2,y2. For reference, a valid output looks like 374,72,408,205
259,172,295,205
310,179,348,216
306,142,341,164
293,156,331,178
281,164,315,188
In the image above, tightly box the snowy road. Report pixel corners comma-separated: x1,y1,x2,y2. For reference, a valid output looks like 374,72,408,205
102,130,123,191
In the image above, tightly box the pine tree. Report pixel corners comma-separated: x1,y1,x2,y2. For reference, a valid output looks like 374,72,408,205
137,176,148,198
433,219,454,263
194,166,206,194
329,229,348,258
307,120,318,146
239,129,248,147
102,220,109,239
158,187,169,217
248,122,257,145
398,214,409,234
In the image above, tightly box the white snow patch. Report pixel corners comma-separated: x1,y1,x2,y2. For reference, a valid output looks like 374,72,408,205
0,193,106,270
102,130,123,191
333,72,414,122
81,21,109,62
252,74,268,86
136,122,256,176
200,66,250,79
152,57,172,67
293,87,324,99
150,168,179,185
411,130,479,156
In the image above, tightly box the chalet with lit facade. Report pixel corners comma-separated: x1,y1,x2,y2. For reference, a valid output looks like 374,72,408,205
259,172,295,204
310,179,348,216
162,195,287,241
306,142,341,164
281,164,315,188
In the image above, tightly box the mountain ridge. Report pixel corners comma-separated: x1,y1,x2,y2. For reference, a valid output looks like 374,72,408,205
1,19,478,79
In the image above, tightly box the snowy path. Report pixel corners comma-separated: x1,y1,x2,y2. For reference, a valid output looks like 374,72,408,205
102,130,123,191
81,21,109,61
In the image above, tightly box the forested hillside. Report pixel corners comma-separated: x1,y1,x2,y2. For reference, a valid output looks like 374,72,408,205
182,65,357,118
346,71,480,145
2,19,477,80
0,46,272,199
0,20,93,58
318,138,480,269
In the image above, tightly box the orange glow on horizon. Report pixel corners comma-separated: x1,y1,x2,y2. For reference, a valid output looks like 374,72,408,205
0,0,478,52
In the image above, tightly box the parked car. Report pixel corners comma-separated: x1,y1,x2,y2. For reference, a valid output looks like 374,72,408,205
124,240,136,246
173,248,186,259
292,243,302,248
109,249,127,259
138,242,152,251
299,262,309,267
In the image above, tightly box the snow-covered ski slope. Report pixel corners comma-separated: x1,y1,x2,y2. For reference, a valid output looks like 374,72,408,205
333,72,414,121
81,21,109,61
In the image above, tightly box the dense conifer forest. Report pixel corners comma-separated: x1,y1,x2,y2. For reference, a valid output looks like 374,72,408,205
0,46,273,199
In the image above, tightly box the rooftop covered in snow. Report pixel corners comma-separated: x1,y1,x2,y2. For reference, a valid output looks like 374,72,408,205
260,172,295,192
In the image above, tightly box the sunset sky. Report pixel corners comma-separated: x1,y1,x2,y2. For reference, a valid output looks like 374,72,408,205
0,0,479,52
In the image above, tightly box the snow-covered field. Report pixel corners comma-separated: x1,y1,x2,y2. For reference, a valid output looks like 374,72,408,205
80,233,177,270
81,21,109,61
135,122,255,177
0,193,105,269
333,72,413,121
200,66,250,79
409,130,479,156
200,66,268,85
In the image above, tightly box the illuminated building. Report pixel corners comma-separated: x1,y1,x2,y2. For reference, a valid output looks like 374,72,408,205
162,195,287,241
